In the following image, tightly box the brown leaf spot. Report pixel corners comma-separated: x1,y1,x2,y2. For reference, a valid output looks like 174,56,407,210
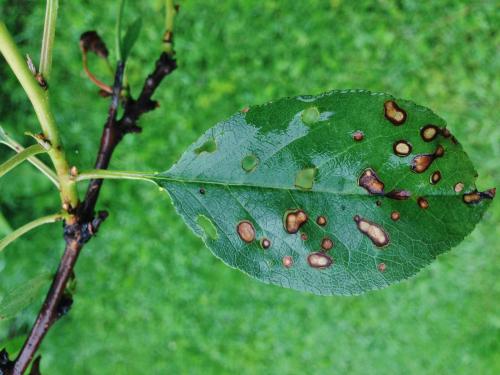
260,238,271,249
321,238,334,251
417,197,429,209
307,252,333,269
390,211,400,221
420,125,439,142
454,182,464,193
393,140,412,157
377,262,387,272
353,215,390,247
463,188,496,204
384,100,407,125
236,220,256,243
358,168,385,195
282,256,294,268
241,107,249,113
430,171,442,185
353,131,364,141
284,209,308,234
199,187,206,195
386,189,411,200
300,232,308,241
316,216,327,226
411,145,444,173
441,127,451,138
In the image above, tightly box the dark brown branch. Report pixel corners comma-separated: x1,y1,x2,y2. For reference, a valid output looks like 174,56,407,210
10,224,84,375
2,51,176,375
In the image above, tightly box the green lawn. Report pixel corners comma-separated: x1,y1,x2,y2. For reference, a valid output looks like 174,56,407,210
0,1,499,374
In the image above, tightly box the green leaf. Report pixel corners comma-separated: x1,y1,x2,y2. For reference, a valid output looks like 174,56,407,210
157,90,495,296
0,273,51,320
120,17,142,62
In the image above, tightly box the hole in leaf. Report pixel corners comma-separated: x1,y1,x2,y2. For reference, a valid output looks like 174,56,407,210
194,138,217,155
294,167,317,190
301,106,320,125
241,154,259,173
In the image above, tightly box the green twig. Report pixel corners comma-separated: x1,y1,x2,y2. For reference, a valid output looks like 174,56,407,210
0,22,79,209
0,213,64,253
39,0,59,81
0,143,45,178
0,126,59,187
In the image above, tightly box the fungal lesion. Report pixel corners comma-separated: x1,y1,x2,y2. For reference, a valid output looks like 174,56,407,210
358,168,385,195
393,140,412,157
260,238,271,249
417,197,429,209
282,256,294,268
284,209,308,234
236,220,256,243
386,189,411,200
353,215,389,247
316,216,327,226
384,100,407,125
320,237,334,251
420,125,439,142
307,252,333,269
411,145,444,173
352,131,364,141
430,171,442,185
463,188,496,204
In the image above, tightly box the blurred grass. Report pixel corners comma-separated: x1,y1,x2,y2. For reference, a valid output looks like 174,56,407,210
0,0,499,374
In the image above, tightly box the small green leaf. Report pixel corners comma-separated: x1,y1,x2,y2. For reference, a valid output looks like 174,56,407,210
0,273,51,320
121,17,142,62
122,17,142,61
157,90,495,296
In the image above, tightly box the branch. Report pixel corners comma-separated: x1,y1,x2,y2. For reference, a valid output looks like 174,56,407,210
80,52,176,220
0,213,64,253
6,46,177,375
0,144,45,178
2,2,179,369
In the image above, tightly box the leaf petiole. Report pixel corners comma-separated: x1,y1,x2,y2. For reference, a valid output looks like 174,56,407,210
0,213,66,253
0,143,45,178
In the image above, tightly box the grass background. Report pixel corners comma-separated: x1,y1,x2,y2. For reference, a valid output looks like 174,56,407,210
0,0,499,374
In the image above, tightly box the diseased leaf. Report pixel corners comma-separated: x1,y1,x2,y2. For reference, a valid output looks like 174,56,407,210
157,90,495,295
0,273,51,320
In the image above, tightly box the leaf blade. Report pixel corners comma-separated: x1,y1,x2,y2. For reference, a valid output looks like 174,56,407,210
158,90,494,295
